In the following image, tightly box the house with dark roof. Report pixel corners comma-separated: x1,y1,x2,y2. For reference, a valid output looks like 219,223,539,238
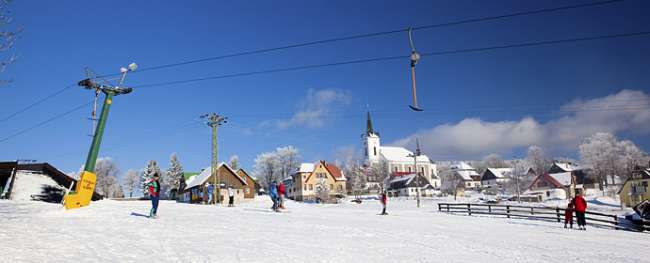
287,160,346,202
527,167,597,200
480,168,512,187
0,161,102,203
386,173,437,197
181,163,248,204
618,167,650,207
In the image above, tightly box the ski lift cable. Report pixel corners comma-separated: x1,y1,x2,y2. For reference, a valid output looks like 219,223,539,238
96,0,626,78
0,100,93,144
133,30,650,89
0,0,628,121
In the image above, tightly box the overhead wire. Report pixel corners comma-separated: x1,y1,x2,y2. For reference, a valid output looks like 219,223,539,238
0,100,93,144
0,0,628,121
133,30,650,89
97,0,625,77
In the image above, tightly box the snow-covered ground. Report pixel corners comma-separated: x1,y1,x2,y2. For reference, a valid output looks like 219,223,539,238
0,197,647,263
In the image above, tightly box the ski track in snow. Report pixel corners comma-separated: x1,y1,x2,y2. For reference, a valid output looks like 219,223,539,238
0,198,648,263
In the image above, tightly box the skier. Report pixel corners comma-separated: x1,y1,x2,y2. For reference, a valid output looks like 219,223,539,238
572,191,588,230
379,190,388,215
564,202,574,229
147,173,161,218
228,185,235,207
269,181,279,212
277,181,286,209
207,183,214,204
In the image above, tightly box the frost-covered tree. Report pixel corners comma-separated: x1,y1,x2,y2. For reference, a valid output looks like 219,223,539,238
483,154,508,169
0,0,20,85
346,163,367,198
368,160,390,190
580,133,649,189
253,146,301,190
254,152,279,189
141,160,161,197
166,153,184,199
617,140,649,180
123,169,139,198
95,157,120,198
526,145,549,176
504,159,534,201
275,146,300,181
229,155,239,170
315,178,330,203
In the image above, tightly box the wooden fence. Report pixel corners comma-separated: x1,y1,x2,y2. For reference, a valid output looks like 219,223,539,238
437,203,631,230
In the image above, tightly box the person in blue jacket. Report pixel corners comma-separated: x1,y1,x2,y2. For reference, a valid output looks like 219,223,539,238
269,181,279,212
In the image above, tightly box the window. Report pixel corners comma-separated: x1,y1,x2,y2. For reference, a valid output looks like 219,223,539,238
408,166,412,172
237,189,240,194
304,186,307,191
338,185,342,191
373,147,377,156
245,188,250,194
309,184,313,190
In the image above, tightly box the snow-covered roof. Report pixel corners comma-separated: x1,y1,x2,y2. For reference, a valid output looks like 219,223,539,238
450,161,475,171
387,173,432,190
553,162,582,172
297,163,315,173
456,170,480,181
548,172,572,186
379,146,431,163
185,163,246,189
487,168,513,179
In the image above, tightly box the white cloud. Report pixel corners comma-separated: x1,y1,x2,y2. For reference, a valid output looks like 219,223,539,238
392,89,650,159
272,89,351,129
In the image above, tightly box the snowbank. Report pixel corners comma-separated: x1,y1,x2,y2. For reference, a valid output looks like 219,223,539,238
0,198,647,262
9,171,65,202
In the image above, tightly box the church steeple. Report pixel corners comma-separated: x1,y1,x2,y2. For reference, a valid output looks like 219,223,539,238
366,111,375,135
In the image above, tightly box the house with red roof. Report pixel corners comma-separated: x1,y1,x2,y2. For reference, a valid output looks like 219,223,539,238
287,160,347,202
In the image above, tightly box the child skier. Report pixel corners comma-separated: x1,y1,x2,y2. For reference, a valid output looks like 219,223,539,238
147,173,161,218
277,181,286,209
564,203,574,229
572,191,588,230
228,185,235,207
379,190,388,215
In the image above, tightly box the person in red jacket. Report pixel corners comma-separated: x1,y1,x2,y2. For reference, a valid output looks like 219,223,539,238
147,173,161,218
571,191,588,230
379,190,388,215
564,202,574,229
277,182,286,209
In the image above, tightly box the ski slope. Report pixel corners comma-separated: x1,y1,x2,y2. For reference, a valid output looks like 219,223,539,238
0,198,647,262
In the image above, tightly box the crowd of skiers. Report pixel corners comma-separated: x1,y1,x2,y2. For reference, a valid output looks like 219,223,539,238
268,181,287,212
564,190,588,230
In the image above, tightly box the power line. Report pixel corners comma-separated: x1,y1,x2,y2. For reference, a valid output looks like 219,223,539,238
97,0,625,78
0,84,76,123
0,0,627,120
0,101,92,144
134,30,650,89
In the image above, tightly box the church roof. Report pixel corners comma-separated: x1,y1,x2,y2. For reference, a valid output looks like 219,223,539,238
379,146,431,163
365,111,379,137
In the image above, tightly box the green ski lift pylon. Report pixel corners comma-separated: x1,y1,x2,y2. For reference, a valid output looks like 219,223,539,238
408,27,423,112
63,63,136,209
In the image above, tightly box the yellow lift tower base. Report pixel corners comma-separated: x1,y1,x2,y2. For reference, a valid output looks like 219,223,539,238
64,171,97,210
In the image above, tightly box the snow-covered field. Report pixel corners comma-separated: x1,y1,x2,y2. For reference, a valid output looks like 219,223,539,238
0,197,647,263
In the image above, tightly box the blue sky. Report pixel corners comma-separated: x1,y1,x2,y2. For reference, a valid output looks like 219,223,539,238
1,0,649,176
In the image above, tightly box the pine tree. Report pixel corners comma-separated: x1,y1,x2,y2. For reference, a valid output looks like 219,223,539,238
141,160,161,198
166,153,184,199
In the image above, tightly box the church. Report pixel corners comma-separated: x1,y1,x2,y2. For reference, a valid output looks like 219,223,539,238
362,112,439,189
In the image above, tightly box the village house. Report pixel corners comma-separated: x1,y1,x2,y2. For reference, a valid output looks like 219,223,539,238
526,164,597,201
287,161,346,202
450,162,481,189
0,161,102,202
618,167,650,207
236,168,257,199
480,168,513,187
386,173,437,198
182,163,248,204
362,112,438,191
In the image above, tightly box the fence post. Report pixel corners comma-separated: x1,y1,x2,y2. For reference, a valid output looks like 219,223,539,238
612,215,618,226
438,203,441,211
556,207,561,223
447,204,450,212
488,205,491,213
468,204,472,216
530,207,534,215
506,205,510,218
